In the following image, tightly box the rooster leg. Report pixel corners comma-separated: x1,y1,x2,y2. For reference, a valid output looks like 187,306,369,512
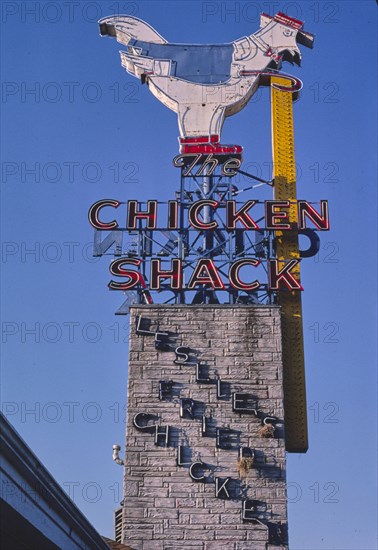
148,76,229,139
177,104,226,139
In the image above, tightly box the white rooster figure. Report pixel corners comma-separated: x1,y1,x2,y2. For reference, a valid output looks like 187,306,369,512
99,12,313,155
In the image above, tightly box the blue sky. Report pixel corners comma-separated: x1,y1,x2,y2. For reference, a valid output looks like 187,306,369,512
1,1,377,548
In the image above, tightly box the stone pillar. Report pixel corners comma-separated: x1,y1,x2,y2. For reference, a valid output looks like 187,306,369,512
123,305,288,550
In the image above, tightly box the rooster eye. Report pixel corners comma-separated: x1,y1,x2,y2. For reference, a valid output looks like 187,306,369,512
283,29,294,37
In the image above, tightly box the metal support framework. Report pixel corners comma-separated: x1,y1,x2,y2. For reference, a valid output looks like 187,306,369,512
175,166,272,305
271,76,308,453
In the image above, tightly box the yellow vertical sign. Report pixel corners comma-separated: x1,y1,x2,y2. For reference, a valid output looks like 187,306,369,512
271,76,308,453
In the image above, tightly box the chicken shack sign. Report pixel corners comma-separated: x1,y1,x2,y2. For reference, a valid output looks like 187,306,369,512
89,13,330,306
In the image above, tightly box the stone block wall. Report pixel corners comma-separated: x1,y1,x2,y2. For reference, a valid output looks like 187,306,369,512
123,305,288,550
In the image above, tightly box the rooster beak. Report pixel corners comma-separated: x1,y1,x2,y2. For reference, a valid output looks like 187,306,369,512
297,30,315,49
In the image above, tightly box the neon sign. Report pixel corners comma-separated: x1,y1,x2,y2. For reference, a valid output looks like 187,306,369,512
89,193,329,294
95,9,322,452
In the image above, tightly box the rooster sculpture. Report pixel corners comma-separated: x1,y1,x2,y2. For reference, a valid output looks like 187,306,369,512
99,12,313,155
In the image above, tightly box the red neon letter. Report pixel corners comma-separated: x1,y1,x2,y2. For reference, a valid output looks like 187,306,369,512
188,200,219,230
108,258,145,290
226,200,259,229
127,200,157,229
229,259,261,291
268,260,303,290
168,201,179,229
150,259,183,290
187,259,225,290
265,200,291,229
298,200,330,230
88,199,120,230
